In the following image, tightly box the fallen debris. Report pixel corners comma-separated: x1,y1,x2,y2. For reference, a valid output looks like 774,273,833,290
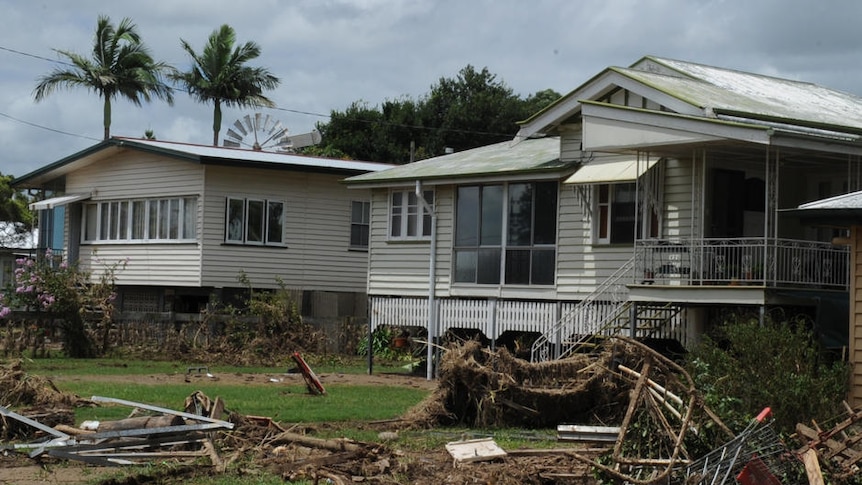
0,393,234,467
445,437,507,464
796,401,862,480
291,351,326,395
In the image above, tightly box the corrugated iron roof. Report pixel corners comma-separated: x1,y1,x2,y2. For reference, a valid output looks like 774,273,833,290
344,137,568,186
117,138,392,173
519,55,862,140
620,56,862,131
14,137,393,188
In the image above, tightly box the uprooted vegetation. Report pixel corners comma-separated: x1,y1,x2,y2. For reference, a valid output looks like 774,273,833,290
0,316,858,484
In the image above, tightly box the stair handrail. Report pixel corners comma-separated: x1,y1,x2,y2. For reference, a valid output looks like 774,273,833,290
531,256,635,362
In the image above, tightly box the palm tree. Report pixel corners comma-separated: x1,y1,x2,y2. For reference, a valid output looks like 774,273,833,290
33,15,174,140
172,24,281,146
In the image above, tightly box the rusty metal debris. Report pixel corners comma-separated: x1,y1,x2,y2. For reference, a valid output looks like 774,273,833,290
796,401,862,480
0,394,233,466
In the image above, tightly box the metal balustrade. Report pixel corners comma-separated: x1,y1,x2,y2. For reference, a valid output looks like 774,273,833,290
635,238,849,289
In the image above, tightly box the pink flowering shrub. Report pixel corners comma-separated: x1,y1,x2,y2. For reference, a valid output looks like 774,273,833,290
0,249,125,358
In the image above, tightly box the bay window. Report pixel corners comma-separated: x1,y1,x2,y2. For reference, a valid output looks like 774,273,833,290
83,196,197,242
454,181,558,285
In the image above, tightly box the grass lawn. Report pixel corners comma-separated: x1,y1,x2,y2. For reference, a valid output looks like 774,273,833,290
57,381,430,424
16,356,430,424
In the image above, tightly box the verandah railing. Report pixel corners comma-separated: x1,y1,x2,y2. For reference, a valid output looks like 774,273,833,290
635,238,849,289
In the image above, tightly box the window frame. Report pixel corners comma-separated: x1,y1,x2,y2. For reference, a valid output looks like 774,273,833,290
224,197,285,247
593,182,658,245
388,189,434,241
82,196,197,243
350,200,371,250
453,181,558,286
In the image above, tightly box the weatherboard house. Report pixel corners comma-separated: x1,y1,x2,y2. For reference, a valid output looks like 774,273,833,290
345,55,859,372
13,137,391,321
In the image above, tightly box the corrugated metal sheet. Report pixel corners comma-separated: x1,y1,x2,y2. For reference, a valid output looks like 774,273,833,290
344,136,570,186
119,138,392,173
619,58,862,132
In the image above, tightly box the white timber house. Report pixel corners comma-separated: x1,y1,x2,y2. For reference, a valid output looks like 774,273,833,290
345,55,860,361
14,137,392,321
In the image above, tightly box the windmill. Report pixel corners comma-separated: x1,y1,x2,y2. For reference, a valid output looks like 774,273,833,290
223,113,320,152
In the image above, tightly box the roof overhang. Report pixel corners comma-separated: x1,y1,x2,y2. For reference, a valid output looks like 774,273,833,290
29,192,91,210
580,102,772,152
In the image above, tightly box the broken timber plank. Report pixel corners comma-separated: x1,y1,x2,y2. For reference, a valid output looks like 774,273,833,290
801,448,825,485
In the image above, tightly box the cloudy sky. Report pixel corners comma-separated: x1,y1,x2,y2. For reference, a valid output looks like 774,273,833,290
1,0,860,177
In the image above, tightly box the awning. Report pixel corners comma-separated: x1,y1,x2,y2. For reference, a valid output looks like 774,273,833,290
565,157,658,184
29,193,91,210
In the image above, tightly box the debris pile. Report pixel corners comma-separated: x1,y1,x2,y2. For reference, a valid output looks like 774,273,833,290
0,359,90,440
406,339,625,428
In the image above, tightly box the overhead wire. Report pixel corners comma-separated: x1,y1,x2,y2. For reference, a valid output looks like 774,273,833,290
0,42,524,144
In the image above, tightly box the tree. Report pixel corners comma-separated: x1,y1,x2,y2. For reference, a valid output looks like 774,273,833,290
421,65,526,155
33,15,174,140
172,24,281,146
0,173,34,248
314,65,560,164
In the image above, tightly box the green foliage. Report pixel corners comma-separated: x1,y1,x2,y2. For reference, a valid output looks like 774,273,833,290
357,326,408,361
171,24,280,146
316,65,561,163
685,311,849,433
0,173,33,246
33,15,174,139
1,251,126,358
201,271,318,359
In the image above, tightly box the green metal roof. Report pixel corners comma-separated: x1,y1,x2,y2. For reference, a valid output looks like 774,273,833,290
344,136,570,186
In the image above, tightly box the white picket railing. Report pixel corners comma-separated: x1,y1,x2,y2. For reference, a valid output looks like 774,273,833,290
369,296,565,339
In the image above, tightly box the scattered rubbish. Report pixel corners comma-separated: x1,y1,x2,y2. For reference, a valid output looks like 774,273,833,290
557,424,620,443
684,408,799,485
0,393,233,467
445,437,507,464
796,401,862,480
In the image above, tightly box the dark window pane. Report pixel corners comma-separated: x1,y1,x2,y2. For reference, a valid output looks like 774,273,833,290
247,200,264,243
531,249,556,285
507,183,532,246
610,184,636,243
477,248,501,284
505,249,530,284
350,224,369,247
480,185,503,245
456,186,479,246
169,199,179,239
227,199,245,242
267,201,284,244
534,182,558,244
454,249,477,283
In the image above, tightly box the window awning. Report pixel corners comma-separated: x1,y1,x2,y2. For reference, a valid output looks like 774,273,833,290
29,193,91,210
564,158,658,184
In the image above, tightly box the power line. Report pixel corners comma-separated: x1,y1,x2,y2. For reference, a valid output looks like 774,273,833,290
0,42,524,142
0,111,100,142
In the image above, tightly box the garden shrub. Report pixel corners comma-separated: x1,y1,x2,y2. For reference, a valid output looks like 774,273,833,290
685,310,849,433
